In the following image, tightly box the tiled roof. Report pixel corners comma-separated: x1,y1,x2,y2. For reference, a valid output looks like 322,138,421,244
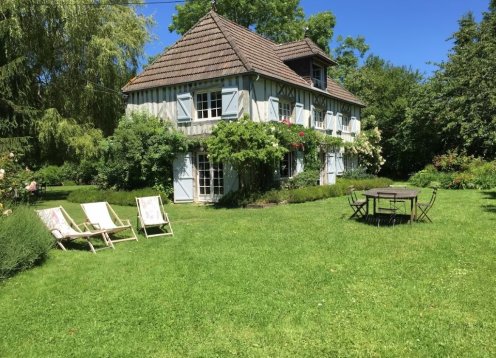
327,78,365,106
275,38,336,65
123,11,364,107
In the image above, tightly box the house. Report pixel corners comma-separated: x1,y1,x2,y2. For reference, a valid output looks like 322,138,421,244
122,10,365,203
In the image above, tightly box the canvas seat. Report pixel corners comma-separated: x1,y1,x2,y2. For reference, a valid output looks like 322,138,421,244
81,202,138,246
136,196,173,239
36,207,111,253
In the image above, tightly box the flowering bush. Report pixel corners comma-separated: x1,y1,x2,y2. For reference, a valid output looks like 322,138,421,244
345,127,385,174
0,152,33,205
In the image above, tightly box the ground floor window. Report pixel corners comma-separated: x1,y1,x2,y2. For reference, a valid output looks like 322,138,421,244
197,154,223,197
280,152,297,178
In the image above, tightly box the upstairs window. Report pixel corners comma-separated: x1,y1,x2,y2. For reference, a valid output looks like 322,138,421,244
313,107,325,129
342,115,351,132
279,100,292,121
196,90,222,120
312,64,325,89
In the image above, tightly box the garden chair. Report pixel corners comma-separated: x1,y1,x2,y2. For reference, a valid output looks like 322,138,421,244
389,185,407,213
81,202,138,246
36,206,111,254
136,196,173,238
416,188,437,223
376,192,399,227
347,187,366,219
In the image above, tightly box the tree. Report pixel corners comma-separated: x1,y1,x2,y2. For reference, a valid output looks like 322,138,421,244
329,35,369,84
432,5,496,159
0,0,152,141
305,11,336,53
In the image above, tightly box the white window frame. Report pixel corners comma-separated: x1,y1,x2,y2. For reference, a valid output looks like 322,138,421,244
341,114,351,132
195,89,222,121
312,64,325,89
313,107,325,130
279,99,293,122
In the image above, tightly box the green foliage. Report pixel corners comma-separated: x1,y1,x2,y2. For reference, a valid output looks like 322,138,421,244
432,151,474,172
345,127,385,174
0,152,32,204
98,112,188,190
0,206,54,279
218,177,393,207
305,12,335,53
34,166,64,186
341,167,375,180
67,187,169,206
329,35,369,82
285,169,320,189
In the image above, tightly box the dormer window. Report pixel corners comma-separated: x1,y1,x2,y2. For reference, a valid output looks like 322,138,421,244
312,64,325,89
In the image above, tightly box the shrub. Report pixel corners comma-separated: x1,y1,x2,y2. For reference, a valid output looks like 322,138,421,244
469,161,496,189
285,169,320,189
67,187,169,206
216,188,262,208
98,112,188,190
433,151,473,172
0,206,54,279
0,152,32,204
342,167,375,180
34,165,64,186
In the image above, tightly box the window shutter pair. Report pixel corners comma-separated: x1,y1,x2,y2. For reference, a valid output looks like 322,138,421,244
177,88,239,122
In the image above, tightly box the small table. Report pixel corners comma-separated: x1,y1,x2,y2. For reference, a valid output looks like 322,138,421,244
363,187,420,223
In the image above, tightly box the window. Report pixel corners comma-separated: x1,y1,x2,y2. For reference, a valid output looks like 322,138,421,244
279,100,292,121
342,115,350,132
197,154,224,197
312,64,324,89
313,107,325,129
280,152,297,178
196,90,222,119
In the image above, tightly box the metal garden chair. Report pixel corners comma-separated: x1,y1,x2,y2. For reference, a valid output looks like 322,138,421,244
347,187,366,219
376,191,399,226
416,188,437,222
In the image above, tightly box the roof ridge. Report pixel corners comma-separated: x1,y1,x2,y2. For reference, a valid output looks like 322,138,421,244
209,11,253,72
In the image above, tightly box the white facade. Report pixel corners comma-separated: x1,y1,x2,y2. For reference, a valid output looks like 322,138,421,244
125,75,361,203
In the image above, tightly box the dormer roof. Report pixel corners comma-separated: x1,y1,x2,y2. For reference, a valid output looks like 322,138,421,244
275,38,337,65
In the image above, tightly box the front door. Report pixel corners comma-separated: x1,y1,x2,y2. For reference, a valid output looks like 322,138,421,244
197,154,224,202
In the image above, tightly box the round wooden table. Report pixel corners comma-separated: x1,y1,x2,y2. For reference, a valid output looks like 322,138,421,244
363,187,420,223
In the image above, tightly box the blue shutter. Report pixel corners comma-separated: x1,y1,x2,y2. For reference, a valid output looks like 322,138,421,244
295,151,304,174
173,152,194,203
325,111,334,131
223,163,239,194
310,105,315,128
221,87,239,119
295,103,304,125
327,152,336,185
177,93,192,122
336,113,343,132
268,96,279,121
336,151,344,174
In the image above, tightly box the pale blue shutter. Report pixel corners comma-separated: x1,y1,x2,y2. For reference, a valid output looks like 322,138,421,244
327,152,336,185
295,103,304,125
310,105,315,128
221,87,239,119
351,116,358,133
177,93,192,122
268,96,279,121
325,111,334,131
336,151,344,174
223,163,239,194
336,113,343,132
173,152,194,203
295,151,304,174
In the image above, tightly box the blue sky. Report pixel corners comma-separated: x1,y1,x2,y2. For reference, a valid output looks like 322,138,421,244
138,0,489,76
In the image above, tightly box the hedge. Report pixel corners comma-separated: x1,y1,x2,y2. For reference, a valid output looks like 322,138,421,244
67,187,169,206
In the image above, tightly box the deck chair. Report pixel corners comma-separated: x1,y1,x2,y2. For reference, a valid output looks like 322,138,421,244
376,192,399,227
417,188,437,222
136,196,173,238
36,207,111,254
81,202,138,246
347,187,366,219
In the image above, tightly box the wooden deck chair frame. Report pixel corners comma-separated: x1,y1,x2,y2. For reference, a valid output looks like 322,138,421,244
36,206,111,254
136,196,174,239
81,202,138,246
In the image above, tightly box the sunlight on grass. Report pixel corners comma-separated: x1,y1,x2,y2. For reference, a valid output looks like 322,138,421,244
0,187,495,356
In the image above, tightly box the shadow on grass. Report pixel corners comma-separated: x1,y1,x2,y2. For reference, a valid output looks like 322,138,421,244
482,191,496,214
352,214,421,227
61,239,111,253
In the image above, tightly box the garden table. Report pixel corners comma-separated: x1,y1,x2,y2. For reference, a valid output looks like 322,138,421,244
363,187,420,224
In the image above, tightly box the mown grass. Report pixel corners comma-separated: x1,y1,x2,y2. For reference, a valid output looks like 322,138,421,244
0,187,495,356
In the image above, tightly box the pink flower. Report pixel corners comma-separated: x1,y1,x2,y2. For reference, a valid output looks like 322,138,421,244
298,131,305,137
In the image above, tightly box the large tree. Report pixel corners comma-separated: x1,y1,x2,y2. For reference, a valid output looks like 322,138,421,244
0,0,152,140
169,0,336,48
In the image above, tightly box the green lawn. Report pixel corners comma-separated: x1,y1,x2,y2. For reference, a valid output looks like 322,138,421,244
1,187,495,357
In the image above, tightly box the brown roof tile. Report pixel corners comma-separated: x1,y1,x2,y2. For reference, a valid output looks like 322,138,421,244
327,78,365,107
123,11,364,107
275,38,336,65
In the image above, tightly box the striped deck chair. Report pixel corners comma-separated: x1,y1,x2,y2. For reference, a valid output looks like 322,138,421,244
36,207,111,253
136,196,173,239
81,202,138,246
